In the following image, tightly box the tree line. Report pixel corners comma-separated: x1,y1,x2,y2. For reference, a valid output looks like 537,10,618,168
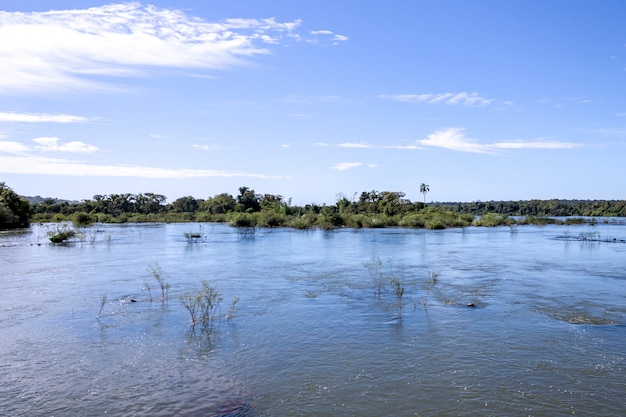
1,181,625,230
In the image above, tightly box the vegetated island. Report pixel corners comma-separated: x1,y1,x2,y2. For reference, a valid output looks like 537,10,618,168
2,182,626,231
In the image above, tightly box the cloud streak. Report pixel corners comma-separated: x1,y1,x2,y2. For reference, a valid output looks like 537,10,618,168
418,128,582,153
0,137,100,154
0,154,285,179
331,162,377,171
0,3,307,94
380,92,493,106
0,112,92,123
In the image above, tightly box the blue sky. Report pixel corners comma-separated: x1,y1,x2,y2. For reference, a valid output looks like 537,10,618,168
0,1,624,205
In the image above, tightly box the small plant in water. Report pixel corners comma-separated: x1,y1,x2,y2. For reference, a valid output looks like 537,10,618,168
48,225,79,243
365,257,385,296
143,281,153,302
226,296,239,319
97,293,107,318
423,270,439,307
180,280,223,326
148,263,170,302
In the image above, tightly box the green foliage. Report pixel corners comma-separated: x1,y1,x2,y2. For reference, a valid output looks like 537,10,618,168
257,211,286,227
473,213,515,227
179,281,223,326
0,183,31,228
26,183,626,231
72,211,94,227
288,213,317,229
229,212,257,227
48,225,79,243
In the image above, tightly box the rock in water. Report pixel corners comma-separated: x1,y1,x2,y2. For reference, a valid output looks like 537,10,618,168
209,400,255,417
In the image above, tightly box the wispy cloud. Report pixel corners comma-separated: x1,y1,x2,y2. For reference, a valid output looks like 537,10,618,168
337,142,374,149
330,162,377,171
318,141,421,150
538,96,592,108
0,137,100,154
379,92,493,107
0,112,92,123
577,127,626,138
418,128,495,154
310,29,349,45
0,3,312,94
418,127,582,153
490,140,581,149
0,154,286,179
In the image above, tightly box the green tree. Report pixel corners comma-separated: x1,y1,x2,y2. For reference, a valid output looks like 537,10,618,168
0,182,31,228
205,193,236,214
170,196,200,213
236,187,261,212
420,183,430,204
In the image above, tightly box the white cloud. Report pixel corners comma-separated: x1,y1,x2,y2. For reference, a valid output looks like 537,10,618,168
490,140,581,149
0,3,305,94
0,137,100,154
380,92,493,106
538,97,592,108
0,154,285,179
383,144,422,150
337,142,373,148
418,128,582,153
309,29,348,45
418,128,495,154
331,162,363,171
330,162,377,171
0,112,91,123
32,137,100,153
578,127,626,138
0,141,29,153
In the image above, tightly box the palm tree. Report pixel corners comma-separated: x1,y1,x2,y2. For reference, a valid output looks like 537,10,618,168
420,183,430,204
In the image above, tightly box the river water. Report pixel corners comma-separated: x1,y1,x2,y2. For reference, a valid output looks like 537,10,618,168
1,222,624,416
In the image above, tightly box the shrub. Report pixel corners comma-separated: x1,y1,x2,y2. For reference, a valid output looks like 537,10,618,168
289,213,317,229
229,212,257,227
473,213,515,227
148,263,170,302
73,211,94,227
399,213,426,228
258,211,286,227
48,225,78,243
179,281,223,326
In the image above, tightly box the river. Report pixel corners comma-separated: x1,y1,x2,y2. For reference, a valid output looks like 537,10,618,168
1,222,624,416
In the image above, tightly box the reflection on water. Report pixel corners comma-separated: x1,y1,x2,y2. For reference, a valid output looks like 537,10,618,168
1,222,625,416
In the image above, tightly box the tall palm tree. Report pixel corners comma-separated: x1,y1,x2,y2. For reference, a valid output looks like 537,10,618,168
420,183,430,204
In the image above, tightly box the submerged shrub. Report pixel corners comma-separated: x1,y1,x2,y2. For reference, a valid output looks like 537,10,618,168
289,213,317,229
72,211,95,227
48,225,78,243
257,211,286,227
180,281,223,326
473,213,515,227
148,263,170,302
229,212,257,227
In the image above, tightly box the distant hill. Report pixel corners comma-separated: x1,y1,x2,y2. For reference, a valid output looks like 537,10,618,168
22,195,80,205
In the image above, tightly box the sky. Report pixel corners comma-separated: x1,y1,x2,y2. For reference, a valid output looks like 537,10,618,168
0,1,625,205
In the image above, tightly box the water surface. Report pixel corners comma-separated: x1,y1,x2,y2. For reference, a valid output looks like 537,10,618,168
1,222,624,416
